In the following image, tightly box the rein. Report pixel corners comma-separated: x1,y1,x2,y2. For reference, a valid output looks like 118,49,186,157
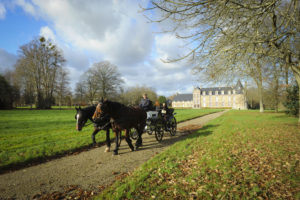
83,118,95,127
96,121,111,130
84,122,93,127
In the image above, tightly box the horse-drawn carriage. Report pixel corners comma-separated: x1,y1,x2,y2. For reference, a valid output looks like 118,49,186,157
76,99,177,155
145,108,177,142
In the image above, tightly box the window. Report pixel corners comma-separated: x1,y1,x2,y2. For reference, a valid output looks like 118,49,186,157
228,90,231,95
233,90,236,94
203,91,206,95
221,90,224,95
215,91,218,95
209,91,212,95
233,96,236,106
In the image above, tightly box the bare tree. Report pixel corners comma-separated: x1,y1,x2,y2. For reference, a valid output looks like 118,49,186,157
82,61,124,103
121,86,157,106
83,71,99,104
145,0,300,122
15,36,65,109
56,67,70,109
74,81,86,106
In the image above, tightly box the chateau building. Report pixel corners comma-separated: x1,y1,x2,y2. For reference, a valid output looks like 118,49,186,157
172,80,247,109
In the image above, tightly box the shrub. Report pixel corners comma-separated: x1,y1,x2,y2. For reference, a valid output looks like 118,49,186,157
284,84,299,116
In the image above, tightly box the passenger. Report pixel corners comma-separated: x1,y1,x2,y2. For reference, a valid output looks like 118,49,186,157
161,102,171,130
154,100,161,111
139,93,153,111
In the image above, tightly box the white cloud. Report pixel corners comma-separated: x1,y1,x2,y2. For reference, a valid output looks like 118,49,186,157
31,0,153,66
14,0,198,96
13,0,37,16
0,3,6,19
39,26,55,41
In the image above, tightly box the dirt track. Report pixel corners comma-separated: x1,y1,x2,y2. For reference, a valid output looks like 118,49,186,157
0,111,227,199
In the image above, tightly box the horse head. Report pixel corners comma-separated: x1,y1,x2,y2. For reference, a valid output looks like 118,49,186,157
75,106,88,131
92,98,107,121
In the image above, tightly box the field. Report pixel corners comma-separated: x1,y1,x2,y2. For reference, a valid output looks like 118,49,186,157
98,111,300,199
173,108,223,122
0,108,222,170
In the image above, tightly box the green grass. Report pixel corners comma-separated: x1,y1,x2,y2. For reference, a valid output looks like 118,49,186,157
97,110,300,199
0,109,113,170
175,108,223,122
0,108,221,170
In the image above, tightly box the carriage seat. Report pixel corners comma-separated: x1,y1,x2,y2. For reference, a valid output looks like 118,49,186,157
146,111,159,120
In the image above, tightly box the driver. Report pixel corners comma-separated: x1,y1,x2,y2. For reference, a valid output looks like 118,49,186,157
139,93,153,111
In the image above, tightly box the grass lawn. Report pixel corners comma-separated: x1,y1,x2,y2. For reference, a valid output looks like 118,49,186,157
175,108,224,123
97,110,300,199
0,109,113,170
0,108,221,170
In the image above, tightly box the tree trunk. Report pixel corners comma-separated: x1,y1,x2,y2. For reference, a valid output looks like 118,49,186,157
258,83,264,113
274,68,279,112
294,73,300,123
252,59,264,113
59,97,62,110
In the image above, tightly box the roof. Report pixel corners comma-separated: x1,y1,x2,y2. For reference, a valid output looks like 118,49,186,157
196,80,244,95
173,81,244,101
200,87,234,95
173,94,193,102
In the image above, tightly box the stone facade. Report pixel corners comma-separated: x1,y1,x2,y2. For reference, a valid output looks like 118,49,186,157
172,81,247,109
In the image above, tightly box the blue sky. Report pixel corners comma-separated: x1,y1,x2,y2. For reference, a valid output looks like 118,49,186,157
0,4,46,54
0,0,200,96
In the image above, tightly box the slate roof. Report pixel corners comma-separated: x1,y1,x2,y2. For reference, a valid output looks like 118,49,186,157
199,87,234,95
173,94,193,101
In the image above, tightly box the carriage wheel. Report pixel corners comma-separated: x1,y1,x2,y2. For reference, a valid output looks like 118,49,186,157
169,118,177,136
130,128,138,140
147,129,153,135
146,125,153,135
154,126,163,142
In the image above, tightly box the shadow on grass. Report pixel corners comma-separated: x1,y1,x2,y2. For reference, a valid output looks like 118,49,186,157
183,124,219,138
129,124,219,153
0,124,219,174
0,139,110,175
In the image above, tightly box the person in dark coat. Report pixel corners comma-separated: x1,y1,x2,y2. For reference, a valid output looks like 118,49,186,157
139,93,153,111
161,102,173,130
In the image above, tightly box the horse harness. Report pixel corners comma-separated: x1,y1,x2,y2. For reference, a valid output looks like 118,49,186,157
95,121,111,130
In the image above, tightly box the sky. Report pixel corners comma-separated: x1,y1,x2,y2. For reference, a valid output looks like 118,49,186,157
0,0,202,96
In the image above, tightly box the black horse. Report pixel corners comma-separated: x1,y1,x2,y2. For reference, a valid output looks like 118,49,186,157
75,106,113,152
93,99,146,155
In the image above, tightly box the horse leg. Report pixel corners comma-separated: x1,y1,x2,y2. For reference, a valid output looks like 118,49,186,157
117,131,121,147
135,124,144,149
91,128,100,146
113,131,119,155
125,129,135,152
104,128,111,152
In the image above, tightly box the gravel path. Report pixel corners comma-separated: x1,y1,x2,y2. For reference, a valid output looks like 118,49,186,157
0,110,227,199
